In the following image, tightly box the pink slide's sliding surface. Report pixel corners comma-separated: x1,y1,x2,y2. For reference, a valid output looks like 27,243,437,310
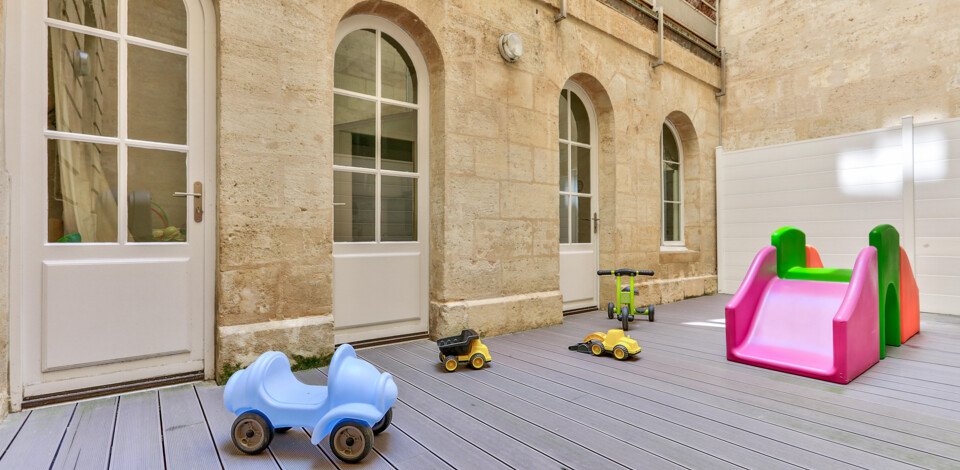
725,246,880,384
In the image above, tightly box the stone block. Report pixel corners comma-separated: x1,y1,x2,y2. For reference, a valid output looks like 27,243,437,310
217,314,334,379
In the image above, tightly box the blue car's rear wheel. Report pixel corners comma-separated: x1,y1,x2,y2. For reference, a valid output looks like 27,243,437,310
231,411,273,454
330,421,374,463
372,408,393,435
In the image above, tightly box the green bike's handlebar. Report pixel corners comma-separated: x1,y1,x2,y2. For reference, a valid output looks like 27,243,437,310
597,269,655,277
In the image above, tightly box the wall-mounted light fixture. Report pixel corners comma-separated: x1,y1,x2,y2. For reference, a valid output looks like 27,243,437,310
498,33,523,63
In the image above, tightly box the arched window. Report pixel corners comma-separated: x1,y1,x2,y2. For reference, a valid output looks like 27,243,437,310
333,25,421,242
558,87,594,244
661,121,683,245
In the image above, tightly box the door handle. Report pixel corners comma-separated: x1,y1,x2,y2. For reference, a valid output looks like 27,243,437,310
172,181,203,222
593,212,599,234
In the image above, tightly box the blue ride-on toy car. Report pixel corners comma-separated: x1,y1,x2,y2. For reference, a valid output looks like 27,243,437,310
223,344,398,463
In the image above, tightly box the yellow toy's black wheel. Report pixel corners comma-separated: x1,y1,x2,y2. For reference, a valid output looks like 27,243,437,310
589,340,604,356
613,345,629,360
443,356,459,372
469,353,486,370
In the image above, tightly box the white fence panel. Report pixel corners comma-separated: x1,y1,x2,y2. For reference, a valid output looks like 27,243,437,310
717,116,959,315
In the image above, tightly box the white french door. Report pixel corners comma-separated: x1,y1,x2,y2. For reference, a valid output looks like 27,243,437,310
558,83,600,312
6,0,215,403
332,16,429,343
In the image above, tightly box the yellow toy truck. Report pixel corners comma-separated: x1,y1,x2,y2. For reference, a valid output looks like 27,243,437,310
437,329,492,372
568,329,641,360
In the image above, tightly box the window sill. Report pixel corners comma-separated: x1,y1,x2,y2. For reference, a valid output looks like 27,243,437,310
659,247,700,263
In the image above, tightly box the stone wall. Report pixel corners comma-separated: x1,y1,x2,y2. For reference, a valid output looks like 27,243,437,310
215,0,721,376
720,0,960,150
0,0,8,419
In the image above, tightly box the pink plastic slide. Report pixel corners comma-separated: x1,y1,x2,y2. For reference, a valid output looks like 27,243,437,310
725,246,880,384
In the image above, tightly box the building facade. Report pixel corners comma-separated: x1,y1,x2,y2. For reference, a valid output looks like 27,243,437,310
0,0,721,413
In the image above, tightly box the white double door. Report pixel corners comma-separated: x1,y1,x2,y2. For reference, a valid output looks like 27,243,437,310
558,84,600,312
8,0,213,402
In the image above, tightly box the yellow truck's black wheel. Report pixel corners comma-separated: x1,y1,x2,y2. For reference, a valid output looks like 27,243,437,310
613,345,629,360
443,356,459,372
589,340,604,356
469,353,486,369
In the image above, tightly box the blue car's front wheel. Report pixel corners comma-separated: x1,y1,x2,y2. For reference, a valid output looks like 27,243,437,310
231,411,273,455
330,421,374,463
372,408,393,435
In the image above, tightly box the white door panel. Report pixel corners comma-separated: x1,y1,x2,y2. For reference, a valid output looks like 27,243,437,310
42,259,192,371
332,16,429,342
558,82,599,311
8,0,214,402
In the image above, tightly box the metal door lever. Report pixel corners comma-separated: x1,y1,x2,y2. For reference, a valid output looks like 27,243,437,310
172,182,203,222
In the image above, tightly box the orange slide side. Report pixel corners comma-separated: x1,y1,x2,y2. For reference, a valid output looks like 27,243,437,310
899,248,920,343
806,245,824,268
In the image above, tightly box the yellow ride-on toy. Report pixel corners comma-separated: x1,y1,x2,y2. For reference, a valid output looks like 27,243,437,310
568,329,641,360
437,329,492,372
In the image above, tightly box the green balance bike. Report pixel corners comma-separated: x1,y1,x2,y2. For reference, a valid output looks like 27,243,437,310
597,268,656,331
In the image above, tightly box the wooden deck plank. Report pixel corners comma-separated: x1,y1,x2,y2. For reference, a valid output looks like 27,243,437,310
159,385,222,469
312,370,510,469
265,427,337,470
195,384,280,469
401,340,781,470
380,344,682,470
507,329,960,468
362,348,622,470
538,321,960,448
0,403,75,468
51,397,117,470
565,313,960,428
487,335,918,470
309,369,453,470
479,337,858,470
353,353,558,469
0,411,29,457
110,391,164,470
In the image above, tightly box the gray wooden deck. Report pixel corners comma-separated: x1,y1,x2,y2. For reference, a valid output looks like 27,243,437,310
2,294,959,469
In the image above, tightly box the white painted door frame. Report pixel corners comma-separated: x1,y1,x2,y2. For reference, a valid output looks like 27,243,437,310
332,15,430,343
558,80,600,312
3,0,218,410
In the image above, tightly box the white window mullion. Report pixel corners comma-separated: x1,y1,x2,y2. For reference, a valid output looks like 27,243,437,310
374,30,382,243
117,0,129,244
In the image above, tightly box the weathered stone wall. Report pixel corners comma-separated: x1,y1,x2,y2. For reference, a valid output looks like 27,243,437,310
215,0,721,376
0,0,9,418
720,0,960,150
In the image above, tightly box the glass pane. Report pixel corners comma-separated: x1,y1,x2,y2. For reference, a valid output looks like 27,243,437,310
382,105,417,172
381,33,417,103
49,0,117,32
334,171,375,242
381,176,417,241
663,161,680,202
569,91,590,144
559,195,569,244
558,90,568,140
559,145,569,192
334,94,376,168
335,29,376,96
663,124,679,163
47,140,118,243
128,45,187,144
128,0,186,48
47,28,118,137
127,148,187,242
664,201,681,242
572,196,591,243
571,146,591,194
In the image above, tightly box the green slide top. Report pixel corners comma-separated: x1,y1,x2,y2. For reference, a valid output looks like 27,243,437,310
770,227,852,283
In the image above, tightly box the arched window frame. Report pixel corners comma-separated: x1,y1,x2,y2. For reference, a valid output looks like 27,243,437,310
332,14,429,245
661,119,684,247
